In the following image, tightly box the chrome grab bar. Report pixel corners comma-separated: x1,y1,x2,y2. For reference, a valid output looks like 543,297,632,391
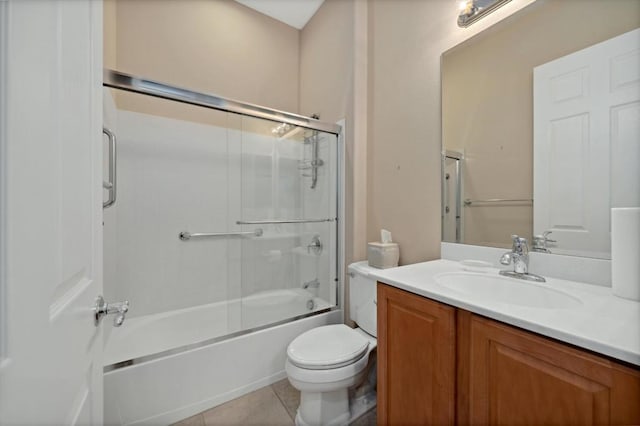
103,127,117,208
236,218,336,225
179,228,263,241
464,198,532,206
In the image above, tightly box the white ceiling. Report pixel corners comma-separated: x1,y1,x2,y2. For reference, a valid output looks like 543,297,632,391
234,0,325,30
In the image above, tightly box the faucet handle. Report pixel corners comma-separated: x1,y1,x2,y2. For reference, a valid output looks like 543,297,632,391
94,296,129,327
307,235,323,255
510,235,529,254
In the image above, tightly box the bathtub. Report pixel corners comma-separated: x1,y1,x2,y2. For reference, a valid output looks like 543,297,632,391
104,289,340,425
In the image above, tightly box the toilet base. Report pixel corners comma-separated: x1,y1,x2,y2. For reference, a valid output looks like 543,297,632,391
295,389,350,426
294,388,377,426
348,391,377,424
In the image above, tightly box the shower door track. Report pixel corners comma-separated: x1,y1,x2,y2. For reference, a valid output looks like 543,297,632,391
103,69,342,135
103,306,337,373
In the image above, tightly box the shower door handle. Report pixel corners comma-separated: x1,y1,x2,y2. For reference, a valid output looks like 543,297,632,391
103,127,117,208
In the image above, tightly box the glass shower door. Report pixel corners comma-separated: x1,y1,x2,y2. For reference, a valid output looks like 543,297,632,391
238,116,338,331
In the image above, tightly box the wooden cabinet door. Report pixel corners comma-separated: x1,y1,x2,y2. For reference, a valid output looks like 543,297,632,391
377,284,456,425
461,314,640,425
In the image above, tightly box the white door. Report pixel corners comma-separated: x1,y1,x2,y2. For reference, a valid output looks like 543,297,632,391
534,28,640,258
0,1,105,424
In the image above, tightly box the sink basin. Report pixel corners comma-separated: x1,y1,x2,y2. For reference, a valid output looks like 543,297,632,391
434,272,582,309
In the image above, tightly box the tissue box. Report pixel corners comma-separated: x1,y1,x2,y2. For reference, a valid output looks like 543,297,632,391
367,242,399,269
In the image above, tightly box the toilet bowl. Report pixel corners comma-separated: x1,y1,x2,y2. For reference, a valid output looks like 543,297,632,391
285,262,378,426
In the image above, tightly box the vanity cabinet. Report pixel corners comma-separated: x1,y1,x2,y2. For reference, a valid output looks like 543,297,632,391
377,283,640,426
377,283,456,425
458,311,640,425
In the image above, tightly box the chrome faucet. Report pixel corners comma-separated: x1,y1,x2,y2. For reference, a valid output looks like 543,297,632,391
501,235,529,273
302,278,320,290
499,235,546,282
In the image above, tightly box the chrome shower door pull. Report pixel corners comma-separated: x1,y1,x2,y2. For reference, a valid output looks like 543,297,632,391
94,295,129,327
102,127,117,208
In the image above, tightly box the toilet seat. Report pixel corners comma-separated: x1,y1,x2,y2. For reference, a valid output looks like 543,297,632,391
287,324,369,370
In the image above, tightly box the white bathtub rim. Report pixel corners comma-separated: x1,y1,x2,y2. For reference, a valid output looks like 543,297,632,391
104,305,338,373
104,287,331,370
104,309,343,425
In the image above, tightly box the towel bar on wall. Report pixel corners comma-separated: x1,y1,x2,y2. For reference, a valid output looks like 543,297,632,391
463,198,532,206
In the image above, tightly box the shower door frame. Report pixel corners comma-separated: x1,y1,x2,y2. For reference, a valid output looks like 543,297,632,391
103,69,344,372
104,70,341,134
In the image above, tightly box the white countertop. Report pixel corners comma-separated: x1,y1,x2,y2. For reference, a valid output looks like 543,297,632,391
368,259,640,366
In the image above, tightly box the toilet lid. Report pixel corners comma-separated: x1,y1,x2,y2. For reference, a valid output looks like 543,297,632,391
287,324,370,370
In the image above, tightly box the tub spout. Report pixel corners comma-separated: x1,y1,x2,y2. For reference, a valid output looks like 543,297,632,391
302,279,320,289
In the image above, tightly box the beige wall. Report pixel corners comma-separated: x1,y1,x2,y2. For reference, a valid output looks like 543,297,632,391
299,0,369,271
104,0,116,70
110,0,300,113
300,0,352,122
442,0,640,249
298,0,368,325
367,0,540,264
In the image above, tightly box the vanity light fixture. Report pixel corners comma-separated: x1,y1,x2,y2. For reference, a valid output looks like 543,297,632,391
457,0,512,27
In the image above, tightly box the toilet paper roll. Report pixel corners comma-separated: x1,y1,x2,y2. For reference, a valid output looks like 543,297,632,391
611,207,640,301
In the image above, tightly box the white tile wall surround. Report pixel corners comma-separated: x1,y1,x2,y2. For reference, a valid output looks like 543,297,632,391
104,110,339,320
441,242,612,287
112,111,232,317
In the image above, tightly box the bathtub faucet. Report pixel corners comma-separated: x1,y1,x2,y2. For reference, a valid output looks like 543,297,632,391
302,278,320,290
94,296,130,327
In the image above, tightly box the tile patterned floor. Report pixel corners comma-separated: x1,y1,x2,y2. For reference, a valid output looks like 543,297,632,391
173,379,376,426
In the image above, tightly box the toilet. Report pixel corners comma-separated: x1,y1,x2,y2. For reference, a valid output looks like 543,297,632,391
285,261,378,426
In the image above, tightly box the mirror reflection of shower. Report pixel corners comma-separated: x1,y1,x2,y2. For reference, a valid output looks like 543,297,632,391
442,151,463,243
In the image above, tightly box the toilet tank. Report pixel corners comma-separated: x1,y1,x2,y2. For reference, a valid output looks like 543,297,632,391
348,261,378,337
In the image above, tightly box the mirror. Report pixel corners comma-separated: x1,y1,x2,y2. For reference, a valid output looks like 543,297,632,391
441,0,640,259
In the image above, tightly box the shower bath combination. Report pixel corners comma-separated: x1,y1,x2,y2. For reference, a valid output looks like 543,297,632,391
101,70,343,425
